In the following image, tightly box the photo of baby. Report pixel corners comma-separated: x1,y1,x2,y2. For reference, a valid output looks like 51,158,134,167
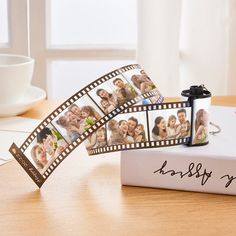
149,108,191,141
25,124,67,174
52,95,103,143
89,75,138,114
85,126,107,150
108,119,126,145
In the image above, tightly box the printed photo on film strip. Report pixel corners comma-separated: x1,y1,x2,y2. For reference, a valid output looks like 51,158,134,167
87,101,192,155
9,64,211,188
9,64,164,187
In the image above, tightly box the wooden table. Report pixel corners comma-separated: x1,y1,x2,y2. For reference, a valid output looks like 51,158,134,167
0,97,236,236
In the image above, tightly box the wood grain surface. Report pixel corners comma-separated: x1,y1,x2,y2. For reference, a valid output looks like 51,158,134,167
0,97,236,236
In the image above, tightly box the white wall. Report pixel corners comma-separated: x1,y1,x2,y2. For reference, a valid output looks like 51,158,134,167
179,0,228,95
137,0,182,96
227,0,236,95
137,0,236,96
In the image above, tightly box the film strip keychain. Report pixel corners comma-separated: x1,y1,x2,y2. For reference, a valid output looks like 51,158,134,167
87,85,212,155
9,64,211,188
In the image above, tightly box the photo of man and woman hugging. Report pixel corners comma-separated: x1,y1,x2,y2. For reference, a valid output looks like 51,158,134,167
130,69,156,94
94,77,138,114
54,102,101,143
30,126,67,174
107,116,146,145
151,108,191,141
123,68,163,105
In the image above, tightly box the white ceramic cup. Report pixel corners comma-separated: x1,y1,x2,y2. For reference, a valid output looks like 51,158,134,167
0,54,34,104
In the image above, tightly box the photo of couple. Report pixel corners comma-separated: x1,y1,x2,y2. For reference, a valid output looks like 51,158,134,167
150,108,191,141
28,125,67,174
122,68,163,105
122,69,156,95
130,69,156,94
91,76,138,114
52,96,102,143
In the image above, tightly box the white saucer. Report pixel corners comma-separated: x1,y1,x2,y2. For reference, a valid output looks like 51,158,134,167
0,86,46,117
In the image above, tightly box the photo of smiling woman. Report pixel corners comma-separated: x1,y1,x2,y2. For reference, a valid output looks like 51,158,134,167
96,88,118,114
194,109,208,144
152,116,168,141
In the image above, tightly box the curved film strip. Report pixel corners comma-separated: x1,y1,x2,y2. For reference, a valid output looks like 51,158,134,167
87,101,192,155
9,64,211,188
86,85,211,156
9,64,164,187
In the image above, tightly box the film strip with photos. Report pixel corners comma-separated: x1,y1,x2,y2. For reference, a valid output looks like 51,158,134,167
87,101,193,155
9,64,164,187
9,64,211,188
87,84,212,156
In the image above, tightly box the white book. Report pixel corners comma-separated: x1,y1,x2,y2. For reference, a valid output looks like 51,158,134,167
121,106,236,195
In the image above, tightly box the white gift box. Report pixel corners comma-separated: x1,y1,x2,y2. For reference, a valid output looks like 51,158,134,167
121,106,236,195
